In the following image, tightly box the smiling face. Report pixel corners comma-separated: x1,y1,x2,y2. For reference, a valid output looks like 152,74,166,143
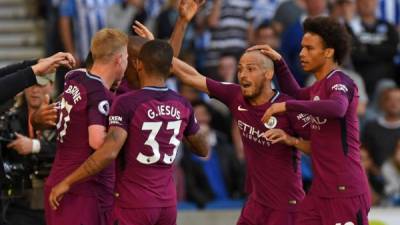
299,32,330,74
237,51,273,102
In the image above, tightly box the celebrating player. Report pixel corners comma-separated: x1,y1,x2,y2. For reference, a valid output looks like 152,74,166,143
44,28,128,225
166,48,311,224
49,40,209,225
249,16,371,225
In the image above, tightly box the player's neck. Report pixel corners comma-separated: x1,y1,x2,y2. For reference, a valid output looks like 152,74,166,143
314,61,338,81
90,64,114,90
140,75,166,88
249,88,275,106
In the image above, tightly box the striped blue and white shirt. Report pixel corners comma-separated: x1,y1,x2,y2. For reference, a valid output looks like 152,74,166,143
60,0,118,61
377,0,400,26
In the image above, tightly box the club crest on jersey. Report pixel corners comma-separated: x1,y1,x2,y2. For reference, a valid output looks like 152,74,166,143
331,84,348,93
264,116,277,129
98,100,110,116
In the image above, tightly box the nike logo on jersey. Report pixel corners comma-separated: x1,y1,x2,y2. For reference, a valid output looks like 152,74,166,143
238,105,248,111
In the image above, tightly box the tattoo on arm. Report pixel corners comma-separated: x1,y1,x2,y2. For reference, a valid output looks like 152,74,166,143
83,157,103,177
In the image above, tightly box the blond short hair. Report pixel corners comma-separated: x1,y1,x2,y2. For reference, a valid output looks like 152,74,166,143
91,28,128,61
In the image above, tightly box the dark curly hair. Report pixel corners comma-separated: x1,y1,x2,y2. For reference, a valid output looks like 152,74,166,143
303,16,350,65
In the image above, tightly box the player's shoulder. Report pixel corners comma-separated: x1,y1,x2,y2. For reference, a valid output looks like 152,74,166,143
327,70,353,83
165,89,193,107
66,69,106,91
274,90,294,102
64,68,86,81
113,89,137,103
326,70,355,91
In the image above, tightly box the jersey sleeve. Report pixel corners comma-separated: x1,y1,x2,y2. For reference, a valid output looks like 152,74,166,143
87,87,110,127
108,95,131,132
206,78,240,107
326,73,356,102
184,103,200,136
286,73,354,118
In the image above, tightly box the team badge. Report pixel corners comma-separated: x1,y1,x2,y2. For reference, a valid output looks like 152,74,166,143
264,116,277,129
98,100,110,116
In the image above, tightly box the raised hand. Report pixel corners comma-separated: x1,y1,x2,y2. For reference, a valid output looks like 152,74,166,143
179,0,206,22
261,102,286,124
32,52,76,76
247,44,282,61
31,94,58,129
132,20,155,40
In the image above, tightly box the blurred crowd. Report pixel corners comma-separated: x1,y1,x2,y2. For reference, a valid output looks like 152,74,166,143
3,0,400,218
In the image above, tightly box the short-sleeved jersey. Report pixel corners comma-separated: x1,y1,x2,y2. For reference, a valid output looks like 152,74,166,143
108,86,199,208
206,78,308,211
303,70,369,197
46,69,114,199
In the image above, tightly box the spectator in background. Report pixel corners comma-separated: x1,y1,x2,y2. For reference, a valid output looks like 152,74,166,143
144,0,168,21
216,53,237,83
59,0,117,65
376,0,400,29
363,88,400,167
360,146,385,206
202,0,254,76
382,140,400,206
181,100,244,208
250,0,286,28
252,21,280,49
280,0,328,86
156,0,180,39
329,0,356,24
106,0,145,33
348,0,399,98
272,0,305,34
44,0,64,56
4,75,57,225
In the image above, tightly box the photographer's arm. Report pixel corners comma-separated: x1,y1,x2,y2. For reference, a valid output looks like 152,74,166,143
0,68,37,102
0,60,37,78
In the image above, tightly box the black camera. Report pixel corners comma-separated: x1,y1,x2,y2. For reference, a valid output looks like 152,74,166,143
0,108,29,197
0,109,22,143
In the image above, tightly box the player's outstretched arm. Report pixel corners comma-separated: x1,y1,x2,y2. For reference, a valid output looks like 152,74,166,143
170,0,205,56
172,57,209,94
186,131,209,157
261,92,349,124
263,129,311,154
247,45,311,100
49,127,127,210
132,0,204,57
